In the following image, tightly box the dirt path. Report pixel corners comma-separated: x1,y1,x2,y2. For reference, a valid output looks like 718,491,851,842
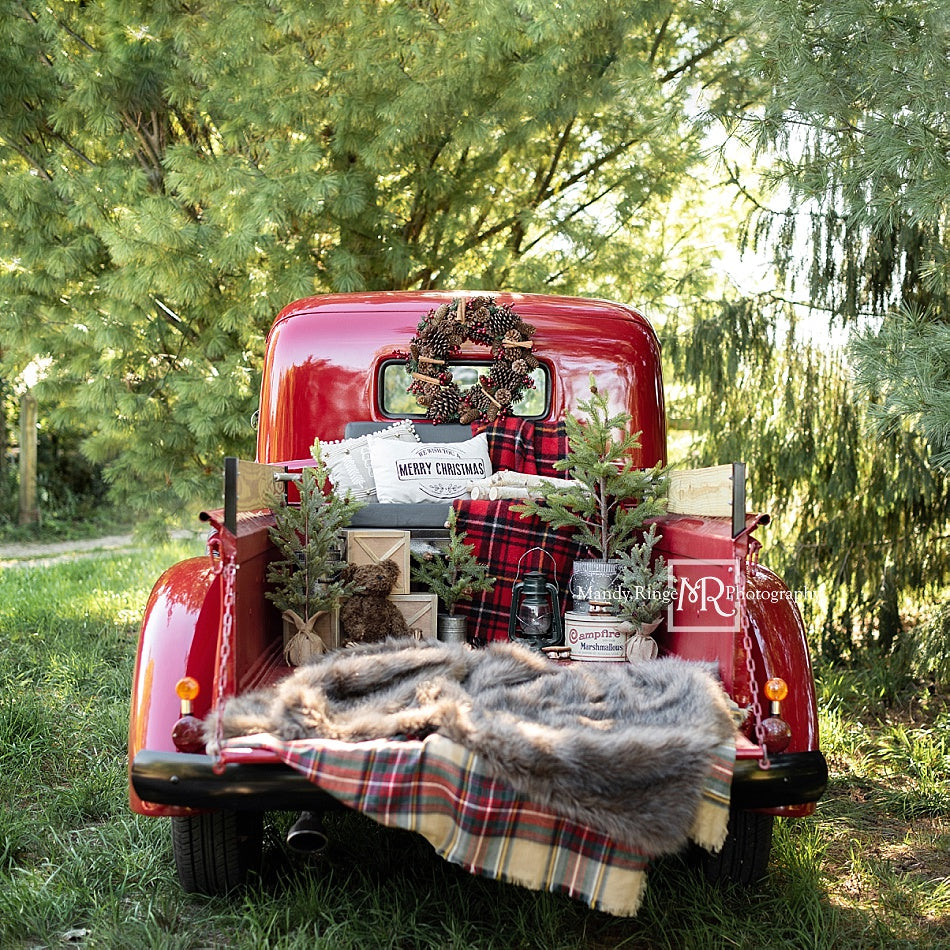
0,531,202,569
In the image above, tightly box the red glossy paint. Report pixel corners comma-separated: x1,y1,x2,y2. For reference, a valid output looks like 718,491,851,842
743,563,821,754
653,515,820,754
128,556,220,816
654,515,751,693
256,292,666,466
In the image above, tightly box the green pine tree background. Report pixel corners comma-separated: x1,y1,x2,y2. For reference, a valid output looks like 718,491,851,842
2,0,949,658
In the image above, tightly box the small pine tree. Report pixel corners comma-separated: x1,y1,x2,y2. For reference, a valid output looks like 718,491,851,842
614,522,672,626
266,446,364,621
515,375,668,561
410,508,495,616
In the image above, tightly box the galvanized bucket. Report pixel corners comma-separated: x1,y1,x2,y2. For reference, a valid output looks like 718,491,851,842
569,559,621,614
437,613,469,644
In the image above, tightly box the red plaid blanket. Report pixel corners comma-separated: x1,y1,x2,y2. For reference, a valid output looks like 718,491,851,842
458,417,578,643
474,417,568,479
221,732,735,916
451,499,580,644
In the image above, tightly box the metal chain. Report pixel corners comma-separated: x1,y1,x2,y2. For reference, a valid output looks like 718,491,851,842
737,551,771,770
211,542,237,774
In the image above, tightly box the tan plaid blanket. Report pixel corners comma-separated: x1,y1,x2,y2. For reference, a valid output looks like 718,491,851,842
220,732,733,916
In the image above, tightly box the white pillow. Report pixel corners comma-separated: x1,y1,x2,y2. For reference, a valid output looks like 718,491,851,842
315,421,418,501
369,433,493,503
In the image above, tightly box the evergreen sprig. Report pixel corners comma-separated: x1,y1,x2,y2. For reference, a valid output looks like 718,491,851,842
614,522,672,626
515,375,668,561
266,445,364,620
410,508,495,616
850,306,950,469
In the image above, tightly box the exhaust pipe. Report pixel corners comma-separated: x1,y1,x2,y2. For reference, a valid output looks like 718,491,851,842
286,810,328,855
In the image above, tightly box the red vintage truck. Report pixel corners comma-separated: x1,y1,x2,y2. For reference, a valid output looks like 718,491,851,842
128,291,827,906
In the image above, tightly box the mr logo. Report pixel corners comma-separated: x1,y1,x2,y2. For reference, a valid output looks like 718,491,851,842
668,559,740,633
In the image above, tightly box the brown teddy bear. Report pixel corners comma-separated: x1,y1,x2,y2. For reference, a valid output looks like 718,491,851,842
339,559,411,645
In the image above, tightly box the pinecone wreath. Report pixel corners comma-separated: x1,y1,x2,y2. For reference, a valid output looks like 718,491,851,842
398,297,539,424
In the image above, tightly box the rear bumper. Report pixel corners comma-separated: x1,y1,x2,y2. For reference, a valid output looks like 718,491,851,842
731,750,827,808
131,748,828,813
132,750,342,812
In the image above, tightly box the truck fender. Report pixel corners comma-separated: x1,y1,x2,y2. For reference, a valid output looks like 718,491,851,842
742,563,820,753
128,556,220,816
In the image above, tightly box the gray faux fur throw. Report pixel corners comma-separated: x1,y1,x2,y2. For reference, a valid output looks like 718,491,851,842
207,638,737,855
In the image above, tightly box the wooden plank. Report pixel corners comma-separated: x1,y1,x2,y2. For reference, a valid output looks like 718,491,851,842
224,457,283,535
667,463,746,537
18,394,38,526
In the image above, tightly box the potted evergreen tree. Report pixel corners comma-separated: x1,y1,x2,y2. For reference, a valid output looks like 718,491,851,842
410,508,495,643
267,444,364,663
514,375,668,612
614,522,673,659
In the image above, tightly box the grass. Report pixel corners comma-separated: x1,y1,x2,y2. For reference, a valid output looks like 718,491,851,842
1,541,948,948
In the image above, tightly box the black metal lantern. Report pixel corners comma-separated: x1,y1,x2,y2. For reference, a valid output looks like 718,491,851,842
508,549,563,650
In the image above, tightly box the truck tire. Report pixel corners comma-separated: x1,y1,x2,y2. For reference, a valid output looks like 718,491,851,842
171,810,264,895
695,808,773,886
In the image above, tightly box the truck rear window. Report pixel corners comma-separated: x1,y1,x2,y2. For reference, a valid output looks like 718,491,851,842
379,360,549,418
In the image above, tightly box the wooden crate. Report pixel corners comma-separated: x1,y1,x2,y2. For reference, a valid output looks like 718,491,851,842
345,529,411,594
389,593,439,640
